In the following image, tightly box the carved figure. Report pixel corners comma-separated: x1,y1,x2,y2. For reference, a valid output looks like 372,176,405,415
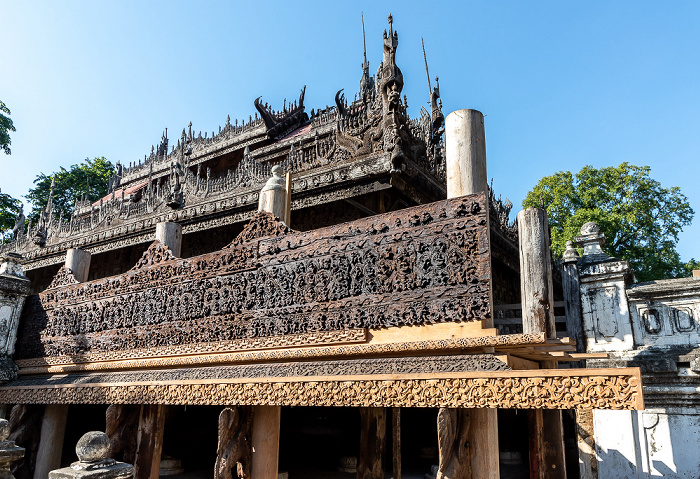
106,404,139,464
436,407,471,479
215,406,253,479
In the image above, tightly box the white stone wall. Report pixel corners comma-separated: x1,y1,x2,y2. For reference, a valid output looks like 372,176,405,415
593,408,700,479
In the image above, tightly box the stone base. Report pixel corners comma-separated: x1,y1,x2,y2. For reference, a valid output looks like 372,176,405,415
0,358,17,383
158,456,183,476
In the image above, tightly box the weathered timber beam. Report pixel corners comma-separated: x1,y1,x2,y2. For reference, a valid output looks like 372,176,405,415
358,407,386,479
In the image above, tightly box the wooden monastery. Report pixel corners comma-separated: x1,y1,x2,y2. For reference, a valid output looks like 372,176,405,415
0,15,642,479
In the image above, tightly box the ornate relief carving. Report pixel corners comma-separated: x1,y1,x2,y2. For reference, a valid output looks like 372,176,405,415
106,404,139,464
216,406,253,479
129,241,176,270
0,370,643,410
46,267,79,290
226,211,293,247
17,332,546,375
437,408,471,479
16,195,491,360
15,329,367,369
14,355,510,386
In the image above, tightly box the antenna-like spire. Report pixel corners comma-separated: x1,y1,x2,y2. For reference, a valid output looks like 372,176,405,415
362,12,367,66
422,37,432,100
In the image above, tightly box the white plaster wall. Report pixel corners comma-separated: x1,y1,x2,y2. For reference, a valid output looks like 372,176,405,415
593,409,700,478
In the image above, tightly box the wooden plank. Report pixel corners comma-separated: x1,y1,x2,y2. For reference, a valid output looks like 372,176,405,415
392,407,401,479
358,407,386,479
134,404,166,479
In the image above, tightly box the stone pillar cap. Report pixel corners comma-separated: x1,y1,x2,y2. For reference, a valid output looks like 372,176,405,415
574,221,607,258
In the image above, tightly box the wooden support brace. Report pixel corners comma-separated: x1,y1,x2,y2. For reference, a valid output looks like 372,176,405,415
358,407,386,479
134,404,166,479
251,405,280,479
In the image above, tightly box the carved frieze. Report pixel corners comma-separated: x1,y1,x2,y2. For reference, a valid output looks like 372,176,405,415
16,195,491,360
0,369,644,410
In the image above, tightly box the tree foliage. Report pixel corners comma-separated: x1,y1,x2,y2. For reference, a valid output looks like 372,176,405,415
26,157,115,222
0,100,16,155
523,163,694,282
0,190,22,241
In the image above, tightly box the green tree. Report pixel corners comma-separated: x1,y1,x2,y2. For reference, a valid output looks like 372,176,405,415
0,190,22,241
26,157,115,222
523,163,694,282
0,101,16,155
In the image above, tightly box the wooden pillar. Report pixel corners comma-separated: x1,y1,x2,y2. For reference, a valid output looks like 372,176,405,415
517,208,556,338
392,408,401,479
65,248,91,283
33,405,68,479
251,406,280,479
134,404,166,479
445,109,488,198
358,407,386,479
155,221,182,258
518,208,567,479
562,241,584,356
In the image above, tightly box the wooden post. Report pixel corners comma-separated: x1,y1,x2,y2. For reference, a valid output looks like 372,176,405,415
134,404,166,479
443,108,499,479
518,208,567,479
358,407,386,479
392,408,401,479
65,248,91,282
284,172,292,226
562,241,584,356
33,404,69,479
155,222,182,258
445,109,488,198
251,406,280,479
518,208,556,338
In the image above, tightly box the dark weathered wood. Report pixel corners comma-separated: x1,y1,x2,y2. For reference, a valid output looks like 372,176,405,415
437,407,471,479
216,406,253,479
562,258,585,354
528,409,567,479
436,408,499,479
18,195,491,361
8,405,42,479
134,404,166,479
106,404,140,463
392,407,401,479
518,208,556,338
358,407,386,479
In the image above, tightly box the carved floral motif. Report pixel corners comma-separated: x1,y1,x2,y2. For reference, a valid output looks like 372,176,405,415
129,241,176,270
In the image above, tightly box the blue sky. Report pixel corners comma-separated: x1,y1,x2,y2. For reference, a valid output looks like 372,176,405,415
2,1,699,261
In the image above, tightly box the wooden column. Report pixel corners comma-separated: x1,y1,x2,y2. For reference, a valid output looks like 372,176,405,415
445,109,488,198
33,404,68,479
562,241,584,357
155,222,182,258
134,404,166,479
251,406,281,479
65,248,91,282
392,408,401,479
443,108,499,479
518,208,567,479
358,407,386,479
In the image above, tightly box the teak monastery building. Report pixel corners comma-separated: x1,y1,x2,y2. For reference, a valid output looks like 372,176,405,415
7,14,690,479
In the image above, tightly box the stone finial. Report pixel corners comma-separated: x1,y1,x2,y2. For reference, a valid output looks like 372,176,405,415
575,221,607,257
49,431,133,479
563,240,580,263
0,253,27,279
0,418,25,479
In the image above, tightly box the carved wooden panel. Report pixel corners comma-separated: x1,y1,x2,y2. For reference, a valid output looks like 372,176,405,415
0,368,643,410
16,194,491,360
